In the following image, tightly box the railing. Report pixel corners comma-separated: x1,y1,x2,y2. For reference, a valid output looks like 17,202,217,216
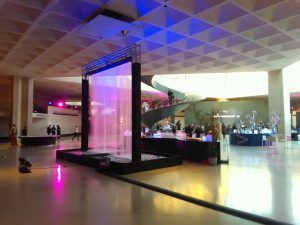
83,43,141,76
141,97,182,113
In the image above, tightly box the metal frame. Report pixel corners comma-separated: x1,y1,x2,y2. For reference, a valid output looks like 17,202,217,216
82,43,141,77
81,44,141,161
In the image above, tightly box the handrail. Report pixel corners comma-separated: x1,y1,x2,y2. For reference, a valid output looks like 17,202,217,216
142,97,182,113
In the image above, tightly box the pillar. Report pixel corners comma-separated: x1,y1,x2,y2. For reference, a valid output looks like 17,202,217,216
12,77,33,137
132,62,141,162
268,70,291,136
12,77,22,139
81,75,89,152
21,77,33,135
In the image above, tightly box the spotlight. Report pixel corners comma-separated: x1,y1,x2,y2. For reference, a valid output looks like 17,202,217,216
19,157,32,173
120,29,129,36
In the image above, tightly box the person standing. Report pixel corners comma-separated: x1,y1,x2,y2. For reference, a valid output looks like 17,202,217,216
10,124,17,147
72,125,79,141
195,126,201,138
21,126,27,136
172,125,177,136
167,90,174,105
47,125,51,135
176,120,181,130
187,124,194,138
56,125,61,136
51,125,56,135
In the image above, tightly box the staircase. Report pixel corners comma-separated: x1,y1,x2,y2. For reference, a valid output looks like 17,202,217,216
141,99,190,128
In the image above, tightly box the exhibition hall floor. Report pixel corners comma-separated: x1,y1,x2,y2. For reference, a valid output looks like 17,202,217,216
1,139,299,224
0,140,255,225
126,142,300,224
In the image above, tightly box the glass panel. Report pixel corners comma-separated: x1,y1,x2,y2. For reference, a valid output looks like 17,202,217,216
89,62,132,158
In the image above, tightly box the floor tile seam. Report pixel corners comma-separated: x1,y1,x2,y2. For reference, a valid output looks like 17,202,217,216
101,172,292,225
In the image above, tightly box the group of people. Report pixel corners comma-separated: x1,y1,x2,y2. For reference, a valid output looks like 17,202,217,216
184,124,209,138
47,124,79,140
47,125,61,136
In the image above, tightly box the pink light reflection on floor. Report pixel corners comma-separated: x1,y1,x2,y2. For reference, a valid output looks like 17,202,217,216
56,165,62,183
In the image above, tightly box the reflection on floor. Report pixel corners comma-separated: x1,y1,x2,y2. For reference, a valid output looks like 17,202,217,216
126,142,300,225
0,139,256,225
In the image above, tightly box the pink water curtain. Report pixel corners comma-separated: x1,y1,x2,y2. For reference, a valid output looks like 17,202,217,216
89,62,132,157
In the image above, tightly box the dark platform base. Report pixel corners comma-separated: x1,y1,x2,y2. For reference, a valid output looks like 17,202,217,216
56,149,183,175
19,136,56,146
141,138,221,164
229,133,263,146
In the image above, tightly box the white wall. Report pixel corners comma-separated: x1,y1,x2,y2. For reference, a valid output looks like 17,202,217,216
32,106,81,136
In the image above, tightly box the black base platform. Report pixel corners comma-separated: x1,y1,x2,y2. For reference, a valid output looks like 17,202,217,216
19,136,57,146
56,149,183,175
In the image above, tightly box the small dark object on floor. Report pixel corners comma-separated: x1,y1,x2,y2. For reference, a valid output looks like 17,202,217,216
19,157,32,173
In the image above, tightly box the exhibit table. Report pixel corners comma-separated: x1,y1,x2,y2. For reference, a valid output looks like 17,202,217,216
229,133,263,146
141,137,221,164
291,132,299,141
19,136,57,146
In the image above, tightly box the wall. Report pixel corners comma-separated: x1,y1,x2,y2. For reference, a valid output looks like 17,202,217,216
32,106,81,136
185,99,269,127
33,90,61,113
0,76,12,137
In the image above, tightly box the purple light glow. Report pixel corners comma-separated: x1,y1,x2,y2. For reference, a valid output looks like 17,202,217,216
56,101,64,107
89,62,132,158
56,165,62,183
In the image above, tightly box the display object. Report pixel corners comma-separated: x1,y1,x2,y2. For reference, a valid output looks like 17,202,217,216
235,112,243,134
246,110,257,133
56,44,182,174
271,111,280,134
89,62,132,157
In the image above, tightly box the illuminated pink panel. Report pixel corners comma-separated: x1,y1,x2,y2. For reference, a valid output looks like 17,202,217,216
89,62,132,157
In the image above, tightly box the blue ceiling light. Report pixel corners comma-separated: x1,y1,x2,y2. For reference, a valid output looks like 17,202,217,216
136,0,160,17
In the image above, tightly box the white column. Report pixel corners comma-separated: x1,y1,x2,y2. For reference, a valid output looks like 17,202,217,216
21,77,34,135
268,70,291,136
12,77,22,138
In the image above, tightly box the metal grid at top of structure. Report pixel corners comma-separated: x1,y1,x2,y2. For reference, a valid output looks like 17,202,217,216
83,43,141,76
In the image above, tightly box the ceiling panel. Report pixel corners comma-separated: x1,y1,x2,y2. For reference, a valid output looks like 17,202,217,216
0,0,298,77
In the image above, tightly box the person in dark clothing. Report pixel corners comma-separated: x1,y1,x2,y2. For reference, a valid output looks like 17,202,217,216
232,124,237,131
221,123,226,138
47,125,51,135
195,126,201,138
176,120,181,130
172,125,177,136
167,90,174,105
21,126,27,136
184,125,188,134
51,125,56,135
187,124,194,138
56,125,61,136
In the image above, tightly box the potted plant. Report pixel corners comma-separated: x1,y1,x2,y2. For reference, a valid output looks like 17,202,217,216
207,143,218,166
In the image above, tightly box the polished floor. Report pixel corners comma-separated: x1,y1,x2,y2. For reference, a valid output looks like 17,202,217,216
0,140,257,225
127,142,300,225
